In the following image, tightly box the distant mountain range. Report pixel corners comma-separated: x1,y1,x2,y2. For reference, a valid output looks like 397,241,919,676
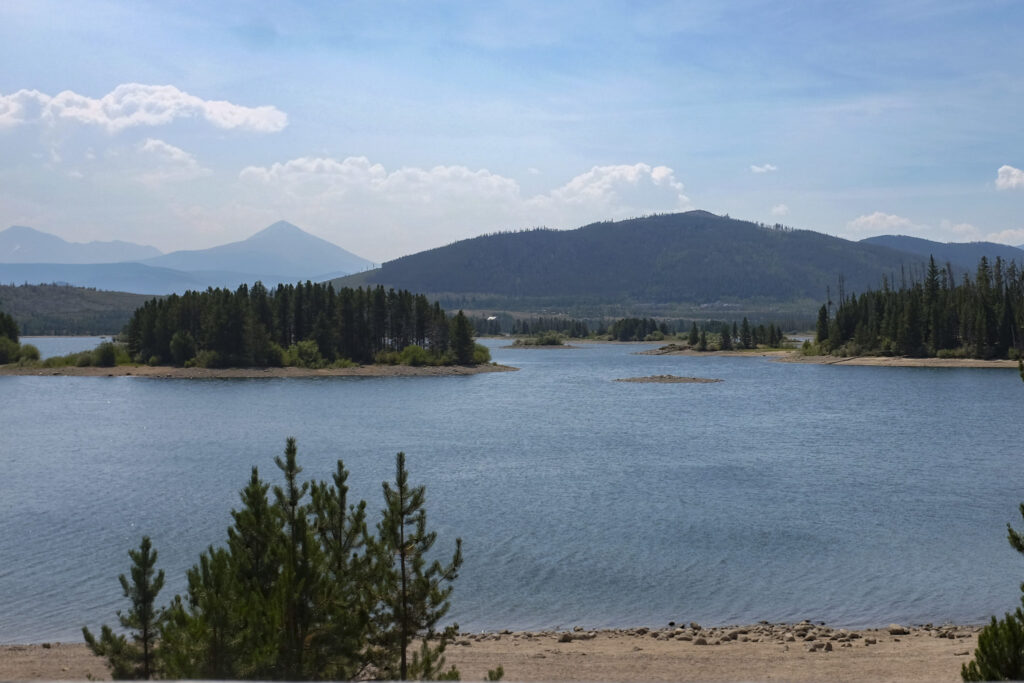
0,221,374,294
859,234,1024,271
334,211,1024,313
0,225,161,263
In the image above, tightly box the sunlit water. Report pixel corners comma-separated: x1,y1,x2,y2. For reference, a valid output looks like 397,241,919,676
2,340,1023,642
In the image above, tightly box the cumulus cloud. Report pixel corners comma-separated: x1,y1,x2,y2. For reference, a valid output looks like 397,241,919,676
996,165,1024,190
771,203,789,217
847,211,917,235
137,138,211,185
0,84,287,133
240,157,690,258
985,228,1024,245
750,163,778,174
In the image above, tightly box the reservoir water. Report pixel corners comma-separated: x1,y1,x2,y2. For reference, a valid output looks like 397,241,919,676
2,340,1023,643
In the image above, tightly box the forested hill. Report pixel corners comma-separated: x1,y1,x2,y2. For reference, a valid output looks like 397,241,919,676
333,211,924,308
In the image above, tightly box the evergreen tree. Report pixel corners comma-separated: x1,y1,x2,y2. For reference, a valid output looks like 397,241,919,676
450,310,475,365
372,452,463,681
83,536,166,680
815,304,829,344
739,317,753,349
697,330,708,352
718,323,733,351
688,322,699,346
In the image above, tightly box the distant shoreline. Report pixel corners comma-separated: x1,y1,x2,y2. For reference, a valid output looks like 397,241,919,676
0,363,518,378
639,345,1020,368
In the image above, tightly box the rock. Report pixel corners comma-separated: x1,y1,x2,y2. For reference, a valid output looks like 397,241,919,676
806,642,823,652
865,637,877,646
573,625,583,632
955,650,970,656
690,622,701,631
888,624,910,635
558,632,573,643
693,637,708,646
824,642,833,652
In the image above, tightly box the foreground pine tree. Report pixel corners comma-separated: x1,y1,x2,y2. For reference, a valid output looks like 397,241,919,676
82,536,165,680
372,452,463,681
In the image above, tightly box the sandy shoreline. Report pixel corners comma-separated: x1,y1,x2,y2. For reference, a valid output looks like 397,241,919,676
0,363,518,378
0,623,981,681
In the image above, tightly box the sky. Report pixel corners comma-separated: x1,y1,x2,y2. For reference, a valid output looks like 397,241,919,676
1,0,1023,263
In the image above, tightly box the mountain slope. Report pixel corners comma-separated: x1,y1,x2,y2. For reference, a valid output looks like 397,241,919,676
334,211,925,308
0,283,151,335
0,226,161,263
143,220,373,279
861,235,1024,271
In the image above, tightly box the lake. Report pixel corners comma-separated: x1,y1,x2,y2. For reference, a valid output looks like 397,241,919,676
1,340,1023,643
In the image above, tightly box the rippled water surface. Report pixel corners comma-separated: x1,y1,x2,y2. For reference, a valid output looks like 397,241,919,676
2,340,1023,642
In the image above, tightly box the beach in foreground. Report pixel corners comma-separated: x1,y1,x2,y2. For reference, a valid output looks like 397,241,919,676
0,623,980,682
0,363,517,378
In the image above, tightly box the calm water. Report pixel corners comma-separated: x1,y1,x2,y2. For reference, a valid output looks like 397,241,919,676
2,340,1023,643
20,336,109,359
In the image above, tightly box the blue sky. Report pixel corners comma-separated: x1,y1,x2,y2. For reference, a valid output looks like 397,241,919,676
1,0,1022,262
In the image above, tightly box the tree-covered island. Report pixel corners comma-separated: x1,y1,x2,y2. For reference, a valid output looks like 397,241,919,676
125,282,490,368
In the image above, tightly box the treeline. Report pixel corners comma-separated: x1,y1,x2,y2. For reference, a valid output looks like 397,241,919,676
126,282,485,368
84,441,470,681
815,256,1024,359
468,312,789,345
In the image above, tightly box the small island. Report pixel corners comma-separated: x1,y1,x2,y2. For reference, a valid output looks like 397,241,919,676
615,374,723,383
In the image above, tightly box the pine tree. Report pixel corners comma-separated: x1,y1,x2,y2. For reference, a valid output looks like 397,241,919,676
739,317,752,349
450,310,475,365
719,323,733,351
688,322,699,346
83,536,166,680
372,452,462,680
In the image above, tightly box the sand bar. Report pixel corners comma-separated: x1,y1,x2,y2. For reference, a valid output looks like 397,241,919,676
0,363,518,378
0,623,981,681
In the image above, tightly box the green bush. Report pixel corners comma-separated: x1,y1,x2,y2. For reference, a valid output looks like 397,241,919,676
0,336,18,364
473,342,492,364
285,340,325,368
18,343,40,362
93,342,118,367
191,349,222,368
399,344,432,366
76,352,94,367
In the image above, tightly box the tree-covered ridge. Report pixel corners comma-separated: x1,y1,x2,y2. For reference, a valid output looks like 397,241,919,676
335,211,929,307
815,256,1024,359
0,283,150,335
125,281,486,368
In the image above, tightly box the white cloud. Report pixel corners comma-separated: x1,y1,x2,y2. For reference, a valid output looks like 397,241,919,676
985,228,1024,245
240,157,689,259
137,138,210,185
996,165,1024,190
847,211,917,236
0,84,287,133
750,163,778,174
771,203,789,216
940,219,979,239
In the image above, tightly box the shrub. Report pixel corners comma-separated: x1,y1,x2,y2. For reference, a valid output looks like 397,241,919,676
0,336,18,364
191,350,222,368
18,343,40,361
93,342,118,367
285,340,325,368
399,344,431,366
76,352,94,367
473,343,492,364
